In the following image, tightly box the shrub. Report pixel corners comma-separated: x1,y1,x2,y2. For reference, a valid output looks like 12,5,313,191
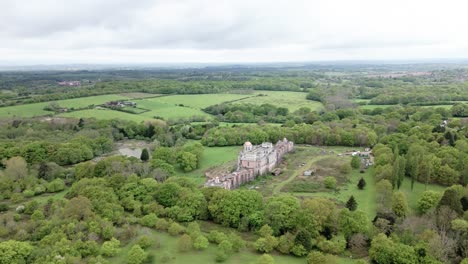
101,238,121,257
140,213,158,227
0,204,8,212
46,179,65,193
168,222,185,236
155,218,170,231
193,235,209,250
177,234,193,252
22,189,35,198
324,177,337,189
137,235,152,249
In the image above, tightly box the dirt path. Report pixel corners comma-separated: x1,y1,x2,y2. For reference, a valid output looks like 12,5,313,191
272,155,327,194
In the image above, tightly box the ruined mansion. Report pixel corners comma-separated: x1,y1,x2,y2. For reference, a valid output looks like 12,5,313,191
205,138,294,190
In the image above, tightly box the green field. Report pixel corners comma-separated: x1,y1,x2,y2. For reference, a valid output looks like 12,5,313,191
178,145,241,185
233,91,323,112
60,109,150,122
147,94,252,109
1,92,323,121
0,94,130,118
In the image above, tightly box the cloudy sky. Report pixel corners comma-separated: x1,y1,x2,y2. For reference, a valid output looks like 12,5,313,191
1,0,467,65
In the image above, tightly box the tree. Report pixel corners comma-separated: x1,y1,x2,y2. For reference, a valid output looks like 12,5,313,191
168,222,185,236
177,151,198,172
277,232,295,254
64,196,94,220
254,236,278,253
351,155,361,169
369,233,417,264
438,188,463,215
264,195,300,235
140,213,158,227
306,251,327,264
0,240,33,264
392,191,409,218
193,235,209,250
216,240,233,262
357,178,366,190
177,234,192,252
127,245,147,264
417,191,441,214
395,156,406,189
346,196,358,211
101,238,120,257
140,148,149,162
257,254,275,264
4,156,28,181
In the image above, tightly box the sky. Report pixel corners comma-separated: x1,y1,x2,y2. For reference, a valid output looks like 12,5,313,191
1,0,468,65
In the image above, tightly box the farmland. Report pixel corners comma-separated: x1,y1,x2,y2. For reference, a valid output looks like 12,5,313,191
0,91,324,122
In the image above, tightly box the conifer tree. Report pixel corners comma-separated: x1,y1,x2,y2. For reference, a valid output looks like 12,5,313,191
357,178,366,190
140,148,149,162
346,196,357,211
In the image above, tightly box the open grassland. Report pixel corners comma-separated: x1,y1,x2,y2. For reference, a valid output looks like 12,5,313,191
233,91,323,112
0,94,130,118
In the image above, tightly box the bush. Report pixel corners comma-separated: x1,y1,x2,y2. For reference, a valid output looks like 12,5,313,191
101,238,121,257
137,235,152,249
351,156,361,169
324,177,337,189
155,218,170,231
307,251,326,264
193,235,209,250
10,193,25,203
168,222,185,236
46,179,65,193
140,213,158,227
177,234,193,252
22,189,35,198
0,204,8,212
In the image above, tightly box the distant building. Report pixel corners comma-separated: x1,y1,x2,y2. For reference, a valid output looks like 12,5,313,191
205,138,294,190
105,101,137,108
58,81,81,86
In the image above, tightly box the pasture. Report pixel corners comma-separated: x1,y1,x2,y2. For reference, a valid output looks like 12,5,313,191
233,91,324,112
0,94,130,118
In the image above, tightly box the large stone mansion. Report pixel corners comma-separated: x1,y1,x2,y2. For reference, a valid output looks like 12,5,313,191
205,138,294,190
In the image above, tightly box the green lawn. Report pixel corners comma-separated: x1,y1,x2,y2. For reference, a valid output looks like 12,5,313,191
232,91,323,112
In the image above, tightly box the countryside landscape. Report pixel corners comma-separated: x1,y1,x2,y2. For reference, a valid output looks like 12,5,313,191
1,1,468,264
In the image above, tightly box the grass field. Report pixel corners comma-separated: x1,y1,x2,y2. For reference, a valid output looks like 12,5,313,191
0,94,130,118
147,94,252,109
233,91,324,112
177,145,241,185
59,109,150,122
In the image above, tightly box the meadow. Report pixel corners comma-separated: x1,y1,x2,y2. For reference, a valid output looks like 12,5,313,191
233,91,324,112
